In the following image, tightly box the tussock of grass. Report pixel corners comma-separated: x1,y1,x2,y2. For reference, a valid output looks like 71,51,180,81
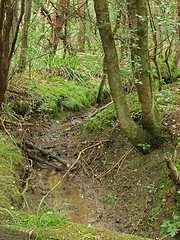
0,132,23,210
27,77,98,115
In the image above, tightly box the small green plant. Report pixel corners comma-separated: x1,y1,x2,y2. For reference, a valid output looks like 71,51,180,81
146,184,155,193
22,206,65,228
136,180,141,186
160,215,180,237
99,192,117,203
2,205,65,229
137,143,151,151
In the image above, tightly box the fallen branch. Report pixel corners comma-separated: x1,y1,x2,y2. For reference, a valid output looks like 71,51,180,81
24,139,68,167
37,139,110,206
27,150,62,171
0,117,18,147
89,101,113,118
96,147,134,179
164,152,180,185
0,111,34,126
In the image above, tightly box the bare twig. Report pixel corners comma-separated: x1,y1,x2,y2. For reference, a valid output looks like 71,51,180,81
96,147,134,179
89,101,113,118
42,140,110,200
0,117,18,147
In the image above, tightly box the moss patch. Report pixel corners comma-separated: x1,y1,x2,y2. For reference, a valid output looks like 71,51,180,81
84,103,117,132
1,220,151,240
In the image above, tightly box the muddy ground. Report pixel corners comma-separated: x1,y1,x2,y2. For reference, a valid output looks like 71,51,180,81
19,105,179,240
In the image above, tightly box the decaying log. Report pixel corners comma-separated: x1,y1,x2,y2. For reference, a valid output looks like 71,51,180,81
27,150,62,171
164,152,180,185
24,139,68,167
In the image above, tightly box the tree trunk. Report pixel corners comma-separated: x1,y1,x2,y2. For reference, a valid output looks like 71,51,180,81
97,9,122,104
0,0,13,106
174,0,180,68
127,0,162,138
0,0,25,106
93,0,150,149
97,56,107,104
49,0,65,56
147,0,162,91
18,0,32,72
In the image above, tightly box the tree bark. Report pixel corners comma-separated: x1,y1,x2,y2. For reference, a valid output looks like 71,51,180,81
49,0,66,56
18,0,32,72
93,0,149,149
97,56,107,104
97,8,123,104
0,0,13,106
0,0,25,106
147,0,162,91
174,0,180,68
164,152,180,186
127,0,162,138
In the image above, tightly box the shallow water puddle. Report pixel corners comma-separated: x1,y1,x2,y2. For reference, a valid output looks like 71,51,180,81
35,120,99,226
39,167,97,226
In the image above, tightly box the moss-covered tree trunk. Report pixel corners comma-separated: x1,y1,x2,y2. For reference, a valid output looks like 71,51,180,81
127,0,162,138
93,0,163,151
93,0,147,147
96,9,122,104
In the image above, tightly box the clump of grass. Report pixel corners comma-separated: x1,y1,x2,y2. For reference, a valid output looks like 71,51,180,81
0,132,23,209
27,76,98,114
16,206,65,228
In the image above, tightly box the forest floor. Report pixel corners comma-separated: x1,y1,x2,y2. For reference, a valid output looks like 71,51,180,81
22,85,180,240
0,80,179,239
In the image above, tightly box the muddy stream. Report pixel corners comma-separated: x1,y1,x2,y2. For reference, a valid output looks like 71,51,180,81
34,119,104,228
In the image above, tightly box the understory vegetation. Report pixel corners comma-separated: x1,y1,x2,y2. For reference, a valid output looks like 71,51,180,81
1,75,179,239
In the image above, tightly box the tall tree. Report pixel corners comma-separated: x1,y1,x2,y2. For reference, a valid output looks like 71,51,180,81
18,0,32,72
93,0,162,151
49,0,66,56
174,0,180,68
127,0,162,138
0,0,25,106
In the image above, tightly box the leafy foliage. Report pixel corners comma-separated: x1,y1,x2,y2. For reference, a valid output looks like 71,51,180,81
160,215,180,237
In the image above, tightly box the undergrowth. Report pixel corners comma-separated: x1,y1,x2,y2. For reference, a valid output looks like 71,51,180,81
5,74,108,121
28,76,97,112
0,132,24,210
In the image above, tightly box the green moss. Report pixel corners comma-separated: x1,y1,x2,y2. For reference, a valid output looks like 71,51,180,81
84,104,117,132
2,220,150,240
12,100,29,116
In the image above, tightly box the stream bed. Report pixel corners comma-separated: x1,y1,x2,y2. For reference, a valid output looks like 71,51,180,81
39,167,97,226
34,118,102,227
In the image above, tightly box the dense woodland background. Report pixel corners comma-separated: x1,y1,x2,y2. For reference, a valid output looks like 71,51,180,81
0,0,180,239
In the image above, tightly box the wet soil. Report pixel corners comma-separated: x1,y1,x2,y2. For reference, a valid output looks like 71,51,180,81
25,107,179,240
